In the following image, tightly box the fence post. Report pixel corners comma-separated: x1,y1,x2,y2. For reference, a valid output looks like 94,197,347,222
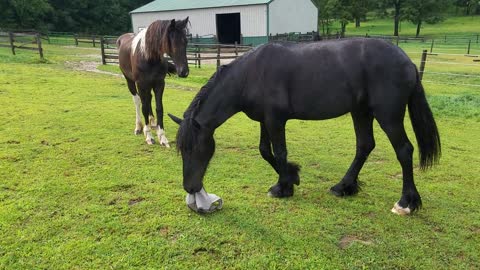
93,35,96,47
100,37,106,65
8,32,15,55
444,35,447,43
234,42,238,58
467,40,471,55
419,50,428,81
216,44,221,69
476,34,479,44
35,34,43,59
196,45,201,68
430,39,435,53
396,36,399,46
74,34,78,46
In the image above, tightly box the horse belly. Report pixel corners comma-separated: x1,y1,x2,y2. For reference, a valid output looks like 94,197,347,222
290,79,356,120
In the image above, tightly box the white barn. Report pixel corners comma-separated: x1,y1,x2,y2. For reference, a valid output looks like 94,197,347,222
130,0,318,46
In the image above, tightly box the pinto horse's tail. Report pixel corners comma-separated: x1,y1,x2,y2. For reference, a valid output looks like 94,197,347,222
408,67,441,170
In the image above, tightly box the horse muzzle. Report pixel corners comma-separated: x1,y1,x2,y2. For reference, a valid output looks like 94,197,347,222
184,182,203,194
177,67,189,78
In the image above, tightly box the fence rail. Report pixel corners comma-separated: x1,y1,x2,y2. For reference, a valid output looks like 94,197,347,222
0,32,43,59
100,38,254,68
419,50,480,88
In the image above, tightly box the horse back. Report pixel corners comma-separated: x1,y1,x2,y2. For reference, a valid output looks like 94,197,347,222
241,39,417,120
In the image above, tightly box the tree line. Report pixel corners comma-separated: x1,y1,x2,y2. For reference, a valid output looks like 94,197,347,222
0,0,151,34
312,0,480,37
0,0,479,36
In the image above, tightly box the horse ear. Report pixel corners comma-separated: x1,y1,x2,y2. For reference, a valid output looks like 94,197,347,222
168,113,183,125
169,19,176,30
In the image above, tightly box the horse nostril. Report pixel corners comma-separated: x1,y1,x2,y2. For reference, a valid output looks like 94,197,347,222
179,70,189,78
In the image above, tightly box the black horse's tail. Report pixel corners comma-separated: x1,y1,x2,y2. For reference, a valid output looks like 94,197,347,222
408,68,441,170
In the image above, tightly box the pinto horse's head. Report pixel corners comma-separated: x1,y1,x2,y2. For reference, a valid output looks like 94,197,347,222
168,114,215,194
166,17,190,78
145,17,190,77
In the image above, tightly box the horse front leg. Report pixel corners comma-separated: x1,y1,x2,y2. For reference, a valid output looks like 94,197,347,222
154,80,169,148
138,83,155,145
125,78,142,135
259,122,300,175
263,120,300,198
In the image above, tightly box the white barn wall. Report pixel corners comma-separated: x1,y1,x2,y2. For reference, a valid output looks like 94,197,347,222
268,0,317,35
131,5,267,37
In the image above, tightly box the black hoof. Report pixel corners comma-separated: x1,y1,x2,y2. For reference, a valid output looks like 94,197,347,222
134,130,142,135
398,192,422,212
268,183,294,198
330,181,359,197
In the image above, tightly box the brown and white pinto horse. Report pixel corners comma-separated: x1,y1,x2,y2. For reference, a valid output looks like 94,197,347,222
117,18,190,146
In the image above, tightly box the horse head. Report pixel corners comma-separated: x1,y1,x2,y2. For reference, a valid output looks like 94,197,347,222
166,17,190,78
168,113,214,194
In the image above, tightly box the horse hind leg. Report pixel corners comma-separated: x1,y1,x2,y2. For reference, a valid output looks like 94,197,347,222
331,110,375,196
377,114,421,215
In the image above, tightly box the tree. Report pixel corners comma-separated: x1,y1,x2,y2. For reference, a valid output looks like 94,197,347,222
325,0,354,37
351,0,374,27
403,0,451,37
454,0,479,15
0,0,52,30
378,0,405,36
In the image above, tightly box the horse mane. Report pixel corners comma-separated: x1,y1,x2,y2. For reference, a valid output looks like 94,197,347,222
176,65,230,153
144,20,172,61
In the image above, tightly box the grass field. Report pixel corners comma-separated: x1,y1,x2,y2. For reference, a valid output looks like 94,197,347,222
345,15,480,38
1,36,479,269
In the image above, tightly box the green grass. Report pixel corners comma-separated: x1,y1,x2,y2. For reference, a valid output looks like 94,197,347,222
346,15,480,37
1,39,479,269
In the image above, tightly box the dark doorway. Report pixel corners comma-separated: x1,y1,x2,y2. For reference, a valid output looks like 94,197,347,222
216,13,241,44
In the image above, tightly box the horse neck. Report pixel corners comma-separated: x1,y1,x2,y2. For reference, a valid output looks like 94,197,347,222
194,70,242,130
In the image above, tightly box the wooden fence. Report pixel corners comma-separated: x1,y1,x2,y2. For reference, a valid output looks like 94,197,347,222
100,37,119,64
74,34,101,47
0,32,43,59
100,38,253,68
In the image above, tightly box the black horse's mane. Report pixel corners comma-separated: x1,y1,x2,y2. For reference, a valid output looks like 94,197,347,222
176,64,230,153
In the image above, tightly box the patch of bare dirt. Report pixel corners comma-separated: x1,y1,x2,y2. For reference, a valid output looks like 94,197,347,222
65,60,122,77
338,235,374,250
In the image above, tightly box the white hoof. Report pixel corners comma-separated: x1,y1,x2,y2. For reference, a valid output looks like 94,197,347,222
157,127,170,148
391,202,411,216
144,126,155,145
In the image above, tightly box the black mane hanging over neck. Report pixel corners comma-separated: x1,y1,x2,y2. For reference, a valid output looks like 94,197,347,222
176,65,230,153
182,65,230,120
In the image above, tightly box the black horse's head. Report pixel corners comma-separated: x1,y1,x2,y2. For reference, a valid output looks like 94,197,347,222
169,114,215,194
146,17,190,77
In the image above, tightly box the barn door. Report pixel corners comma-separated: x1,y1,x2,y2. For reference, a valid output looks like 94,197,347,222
216,13,241,44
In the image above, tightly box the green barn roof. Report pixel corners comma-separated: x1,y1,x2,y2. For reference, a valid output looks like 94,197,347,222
131,0,272,14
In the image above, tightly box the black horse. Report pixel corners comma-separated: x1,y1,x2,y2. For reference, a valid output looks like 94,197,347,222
117,18,189,147
169,39,441,215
